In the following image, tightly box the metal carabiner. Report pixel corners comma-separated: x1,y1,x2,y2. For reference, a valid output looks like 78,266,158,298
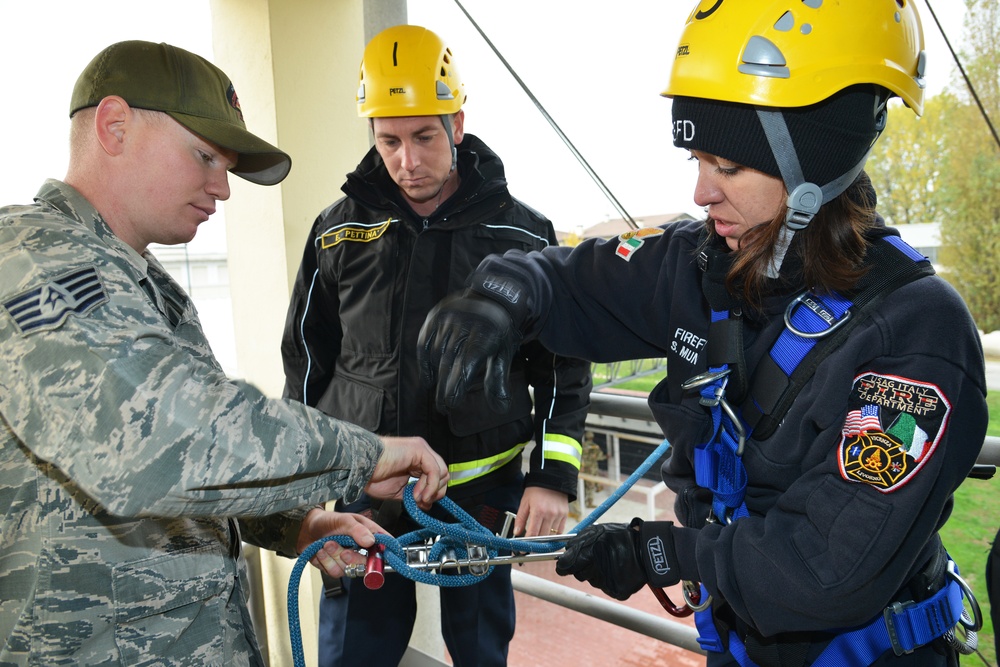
947,559,984,632
648,585,693,617
681,368,731,392
683,580,712,612
682,368,746,455
681,368,731,408
783,291,852,339
717,395,747,456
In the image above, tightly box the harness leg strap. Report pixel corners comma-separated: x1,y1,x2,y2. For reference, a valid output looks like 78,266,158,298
695,575,967,667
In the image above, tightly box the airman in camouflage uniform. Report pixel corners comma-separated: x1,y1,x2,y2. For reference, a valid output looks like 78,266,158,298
0,41,447,666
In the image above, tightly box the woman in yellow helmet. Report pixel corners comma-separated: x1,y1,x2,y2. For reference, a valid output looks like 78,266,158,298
418,1,987,665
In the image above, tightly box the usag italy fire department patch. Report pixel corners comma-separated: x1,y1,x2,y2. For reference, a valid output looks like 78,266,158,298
838,372,950,492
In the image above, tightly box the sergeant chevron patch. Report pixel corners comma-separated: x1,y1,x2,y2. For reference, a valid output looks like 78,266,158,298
838,372,950,492
2,265,108,334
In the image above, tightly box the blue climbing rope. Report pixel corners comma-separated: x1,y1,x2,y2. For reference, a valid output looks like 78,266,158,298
286,438,672,666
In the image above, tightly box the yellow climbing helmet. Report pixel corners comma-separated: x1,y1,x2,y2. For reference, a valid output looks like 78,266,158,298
662,0,926,115
357,25,466,118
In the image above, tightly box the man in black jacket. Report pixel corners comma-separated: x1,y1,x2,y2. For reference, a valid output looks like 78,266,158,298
280,25,592,667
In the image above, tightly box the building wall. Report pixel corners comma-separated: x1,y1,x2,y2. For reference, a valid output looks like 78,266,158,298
202,3,416,665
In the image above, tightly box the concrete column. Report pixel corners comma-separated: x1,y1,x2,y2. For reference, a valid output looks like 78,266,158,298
207,0,443,665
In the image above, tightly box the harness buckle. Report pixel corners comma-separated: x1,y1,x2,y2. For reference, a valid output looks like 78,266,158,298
883,600,917,655
714,506,741,525
883,561,981,657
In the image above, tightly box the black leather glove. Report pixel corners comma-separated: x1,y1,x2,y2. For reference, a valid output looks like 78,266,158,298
556,520,646,600
417,288,523,414
556,519,681,600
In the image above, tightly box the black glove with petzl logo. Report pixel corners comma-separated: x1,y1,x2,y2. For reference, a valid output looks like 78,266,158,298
556,518,681,600
417,287,524,414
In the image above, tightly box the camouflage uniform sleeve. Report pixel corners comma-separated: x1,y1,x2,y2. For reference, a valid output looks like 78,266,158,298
238,506,318,558
1,215,384,520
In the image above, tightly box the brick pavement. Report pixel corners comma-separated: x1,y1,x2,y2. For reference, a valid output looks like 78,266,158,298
453,481,706,667
506,560,703,667
508,480,705,667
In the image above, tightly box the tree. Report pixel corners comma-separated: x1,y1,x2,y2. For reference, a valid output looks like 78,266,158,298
867,96,948,226
936,0,1000,333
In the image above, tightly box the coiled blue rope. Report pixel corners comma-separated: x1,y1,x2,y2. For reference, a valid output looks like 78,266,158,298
286,438,672,666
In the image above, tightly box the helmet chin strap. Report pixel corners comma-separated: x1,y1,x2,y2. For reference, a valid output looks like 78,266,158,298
417,115,458,213
755,99,887,278
440,115,458,174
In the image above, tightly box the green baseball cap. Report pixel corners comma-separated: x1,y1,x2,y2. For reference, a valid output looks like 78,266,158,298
70,40,291,186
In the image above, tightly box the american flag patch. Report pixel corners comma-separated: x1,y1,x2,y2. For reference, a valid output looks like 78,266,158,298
2,266,108,334
842,404,882,435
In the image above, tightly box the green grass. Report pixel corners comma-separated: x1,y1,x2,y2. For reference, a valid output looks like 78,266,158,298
608,375,662,393
601,369,998,662
945,390,999,665
945,474,996,665
984,391,1000,439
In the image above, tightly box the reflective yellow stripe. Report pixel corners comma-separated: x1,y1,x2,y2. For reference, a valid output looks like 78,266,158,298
542,433,583,470
448,442,527,486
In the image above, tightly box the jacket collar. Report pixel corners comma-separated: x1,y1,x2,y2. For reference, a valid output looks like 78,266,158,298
34,179,150,282
344,133,511,221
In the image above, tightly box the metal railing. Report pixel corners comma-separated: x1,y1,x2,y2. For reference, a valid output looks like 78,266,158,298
591,358,668,391
510,569,705,654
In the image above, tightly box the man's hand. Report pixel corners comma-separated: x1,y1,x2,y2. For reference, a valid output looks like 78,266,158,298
417,289,522,414
365,436,448,509
514,486,569,537
296,509,387,578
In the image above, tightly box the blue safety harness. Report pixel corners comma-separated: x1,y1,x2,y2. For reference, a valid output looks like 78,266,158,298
687,234,971,664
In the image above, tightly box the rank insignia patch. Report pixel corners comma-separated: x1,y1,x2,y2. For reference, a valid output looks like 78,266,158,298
2,266,108,334
838,372,951,492
320,219,395,249
615,227,664,261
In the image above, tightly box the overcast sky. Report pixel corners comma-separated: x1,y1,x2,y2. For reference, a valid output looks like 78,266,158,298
0,0,970,248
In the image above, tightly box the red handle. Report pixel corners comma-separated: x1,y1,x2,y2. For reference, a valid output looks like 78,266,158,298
648,584,695,617
362,544,386,590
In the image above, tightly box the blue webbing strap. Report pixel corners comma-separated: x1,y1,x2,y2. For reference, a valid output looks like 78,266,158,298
743,236,934,442
771,291,853,374
694,309,751,523
695,576,965,667
694,583,727,653
694,291,853,524
694,294,855,655
814,576,964,665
